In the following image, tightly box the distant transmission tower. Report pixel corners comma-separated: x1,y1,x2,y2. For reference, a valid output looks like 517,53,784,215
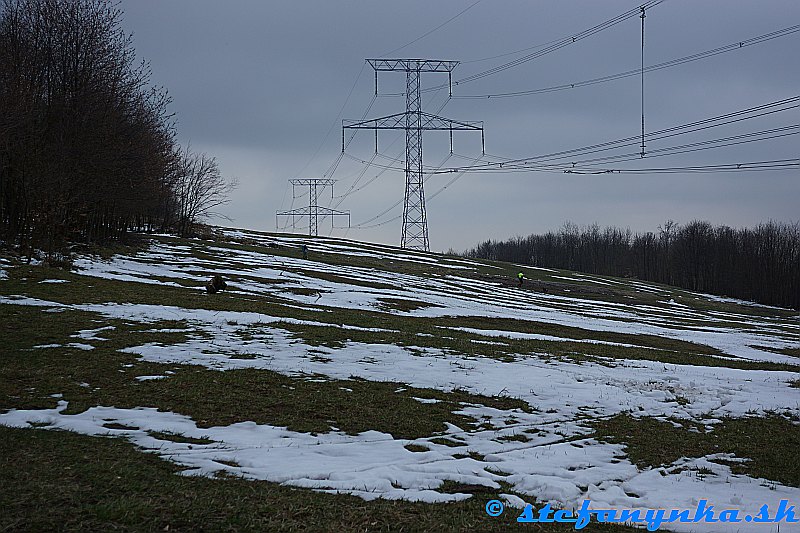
276,179,350,236
343,59,484,251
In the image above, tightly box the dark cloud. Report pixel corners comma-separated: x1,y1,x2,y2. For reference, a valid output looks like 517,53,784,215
120,0,800,251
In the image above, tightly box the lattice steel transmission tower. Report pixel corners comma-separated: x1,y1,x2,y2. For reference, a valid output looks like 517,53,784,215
276,179,350,237
343,59,484,251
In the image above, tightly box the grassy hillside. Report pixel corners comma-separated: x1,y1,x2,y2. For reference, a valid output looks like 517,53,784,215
1,227,799,531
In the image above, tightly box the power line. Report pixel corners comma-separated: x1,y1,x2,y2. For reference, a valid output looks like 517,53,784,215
336,131,798,233
427,154,484,201
317,94,379,183
343,105,799,176
317,152,378,226
451,25,800,99
419,158,800,176
452,127,800,174
464,123,800,172
461,36,577,65
319,133,407,233
562,125,800,169
276,179,350,236
324,103,445,232
421,0,666,93
353,155,485,230
278,187,297,231
296,5,796,239
302,91,383,228
289,62,367,181
342,59,485,251
333,150,402,200
640,5,646,157
279,63,370,217
563,159,800,174
379,0,483,57
342,152,405,172
432,128,800,174
349,156,451,229
424,96,800,173
456,1,665,84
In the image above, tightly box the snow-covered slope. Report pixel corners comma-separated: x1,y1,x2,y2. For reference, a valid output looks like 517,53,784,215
1,228,798,532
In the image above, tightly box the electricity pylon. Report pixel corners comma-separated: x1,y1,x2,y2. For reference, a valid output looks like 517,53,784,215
343,59,484,252
276,179,350,237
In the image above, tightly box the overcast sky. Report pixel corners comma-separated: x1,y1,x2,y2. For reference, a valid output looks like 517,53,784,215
119,0,799,252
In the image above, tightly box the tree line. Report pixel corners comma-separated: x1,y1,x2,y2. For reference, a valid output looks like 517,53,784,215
0,0,235,260
463,220,800,310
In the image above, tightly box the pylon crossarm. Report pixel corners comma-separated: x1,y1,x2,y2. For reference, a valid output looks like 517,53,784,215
366,59,459,72
277,207,312,216
341,58,484,252
343,112,409,130
289,178,336,187
344,112,482,131
276,179,350,237
313,207,350,216
420,113,483,130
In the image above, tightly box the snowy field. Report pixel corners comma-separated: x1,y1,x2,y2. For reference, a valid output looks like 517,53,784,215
2,228,799,532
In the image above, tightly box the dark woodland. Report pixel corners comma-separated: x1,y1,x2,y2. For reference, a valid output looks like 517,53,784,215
464,220,800,310
0,0,234,259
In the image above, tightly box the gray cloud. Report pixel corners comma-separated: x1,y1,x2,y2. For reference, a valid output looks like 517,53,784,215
120,0,800,251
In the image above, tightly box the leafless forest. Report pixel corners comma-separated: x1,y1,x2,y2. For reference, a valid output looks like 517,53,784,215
464,220,800,309
0,0,235,260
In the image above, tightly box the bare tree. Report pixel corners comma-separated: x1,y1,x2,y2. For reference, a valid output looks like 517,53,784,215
173,145,238,236
464,220,800,310
1,0,236,253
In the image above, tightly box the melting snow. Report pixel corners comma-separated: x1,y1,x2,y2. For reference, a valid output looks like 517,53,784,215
2,228,799,531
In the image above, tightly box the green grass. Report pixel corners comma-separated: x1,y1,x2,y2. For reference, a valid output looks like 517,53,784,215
436,479,508,495
177,231,458,281
3,254,796,373
593,413,800,487
468,257,799,321
377,297,439,313
147,431,213,445
274,318,798,372
752,345,800,358
79,234,151,260
0,303,530,440
668,289,799,318
452,451,486,461
2,231,799,530
495,434,531,443
428,437,467,447
0,427,636,532
161,229,800,321
436,315,719,355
